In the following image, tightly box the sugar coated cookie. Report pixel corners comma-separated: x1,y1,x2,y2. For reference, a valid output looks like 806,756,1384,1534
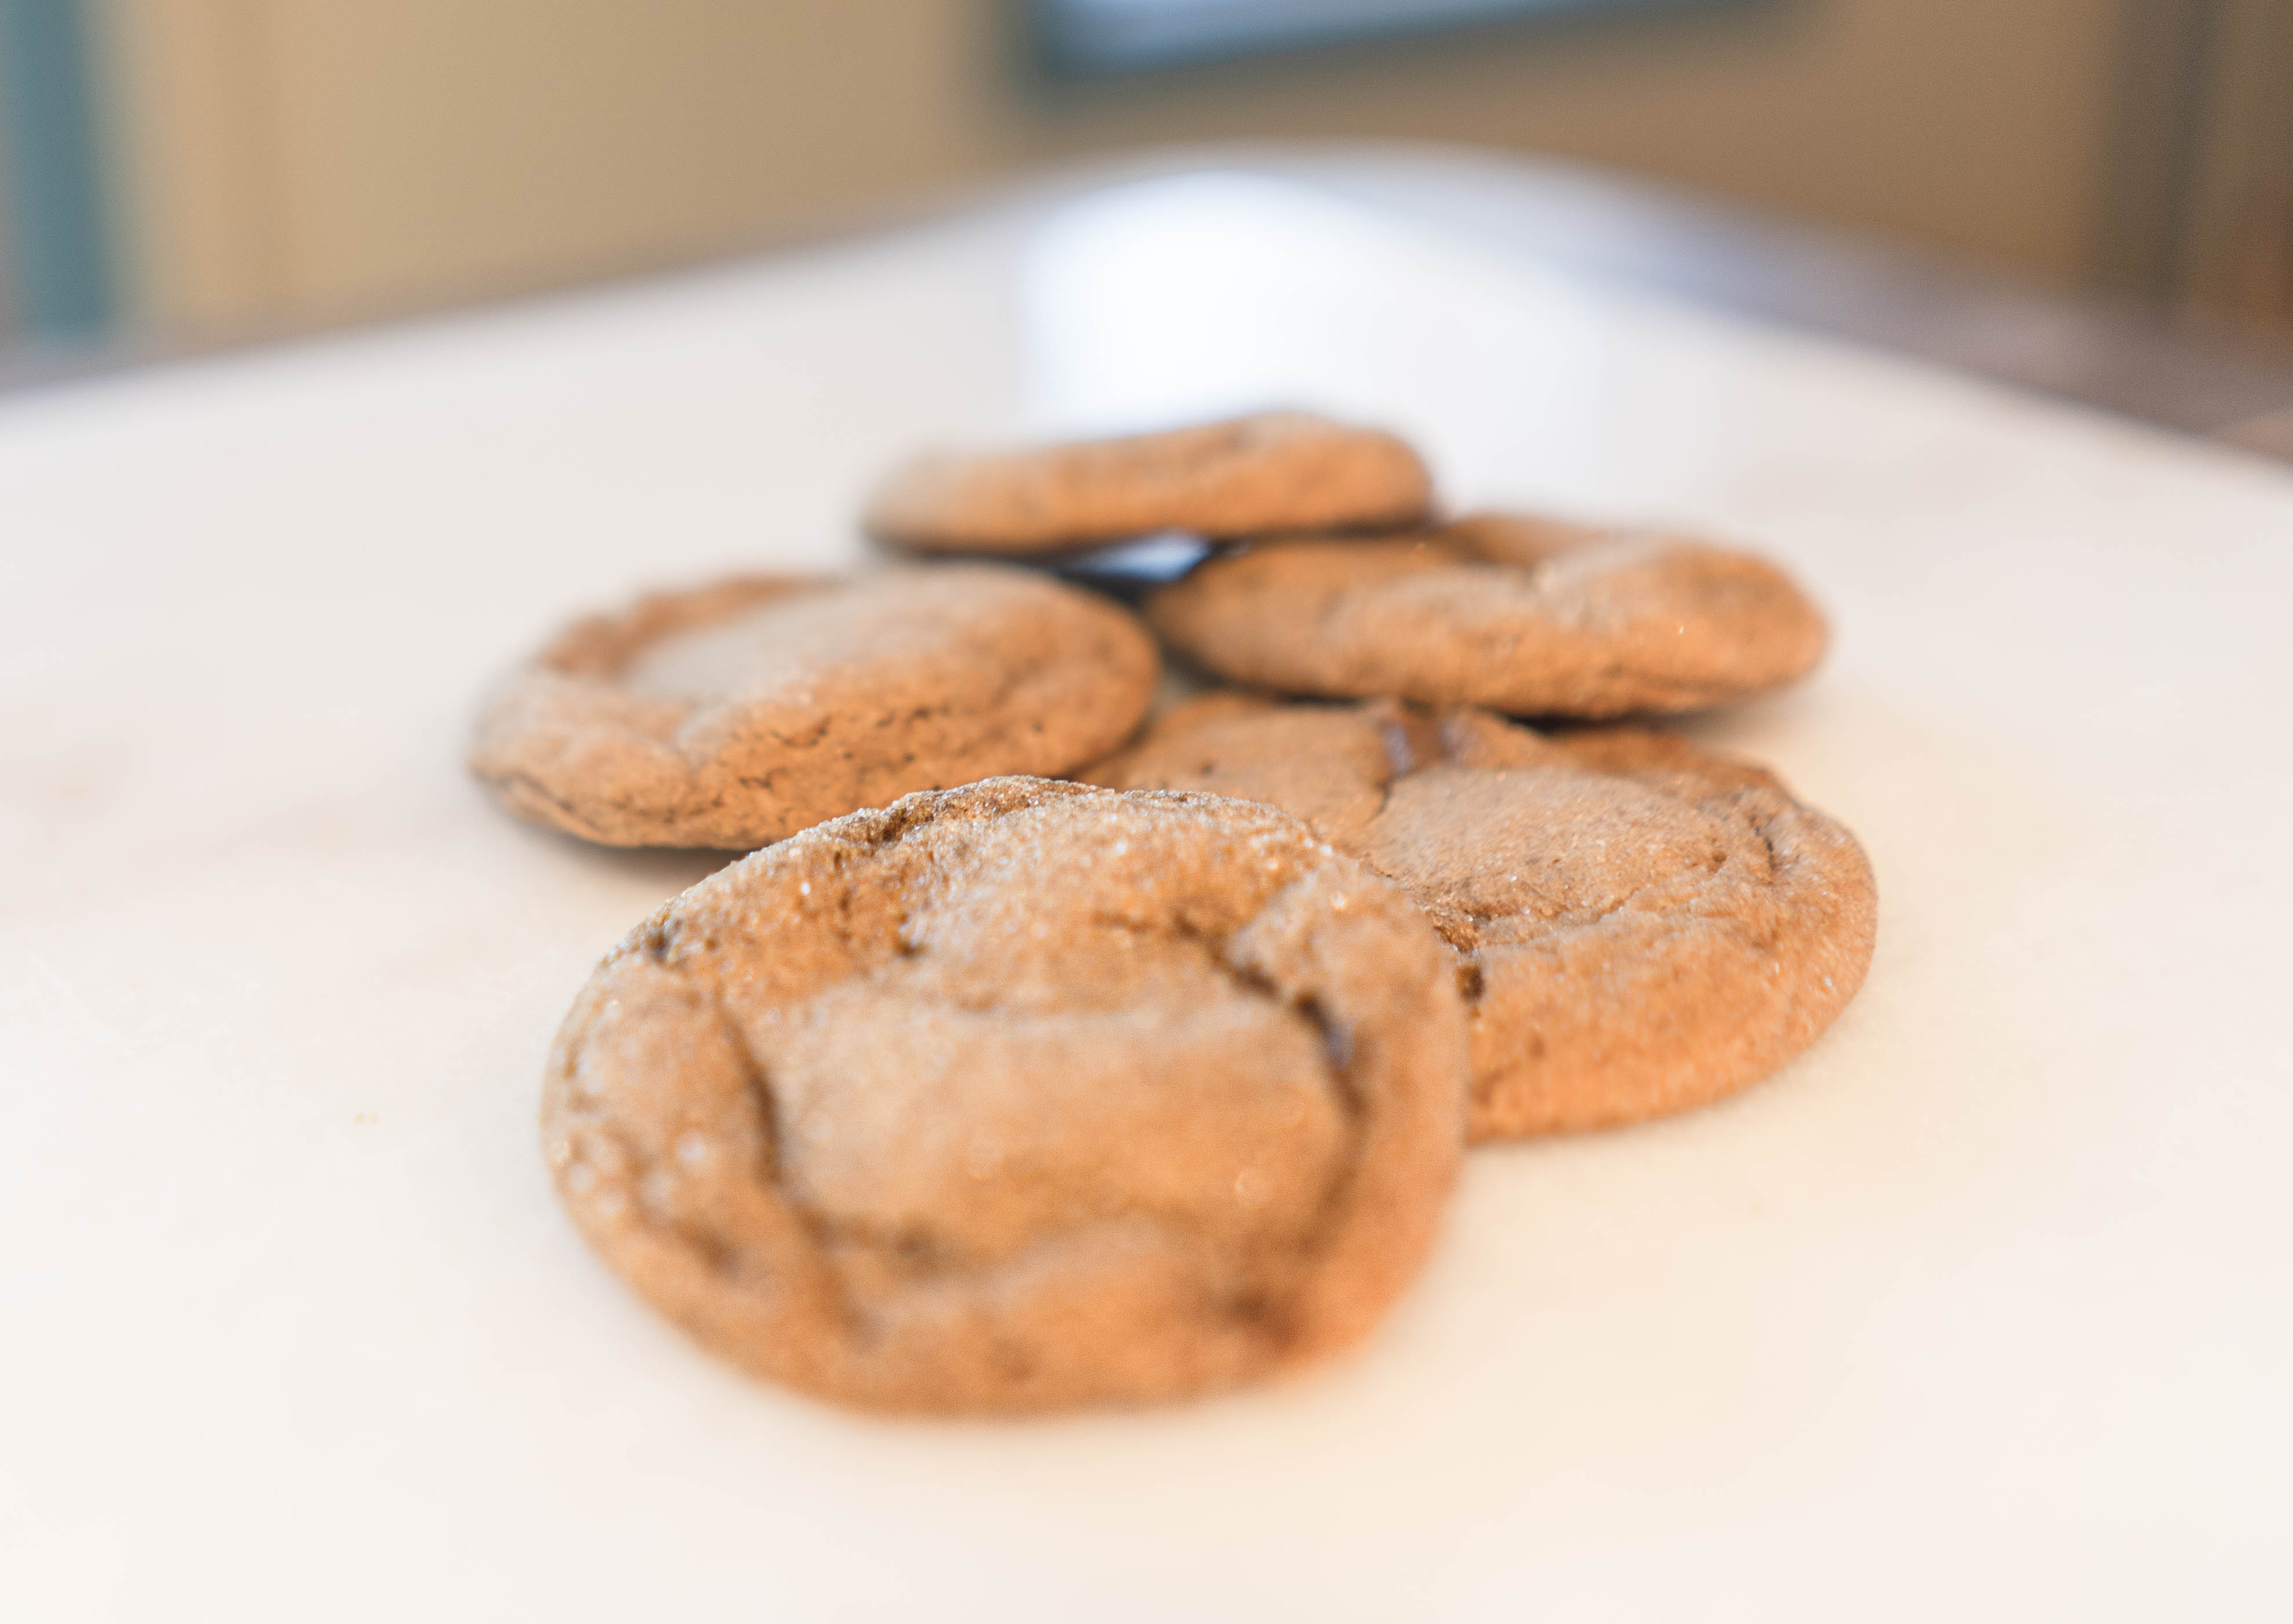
1087,696,1875,1138
865,411,1434,554
1146,513,1827,717
471,567,1158,848
542,777,1468,1413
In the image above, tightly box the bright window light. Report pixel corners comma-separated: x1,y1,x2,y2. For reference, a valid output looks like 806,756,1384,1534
1038,0,1699,74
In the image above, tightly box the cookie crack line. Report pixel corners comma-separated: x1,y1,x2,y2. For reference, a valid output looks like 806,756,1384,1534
513,764,759,834
606,793,1392,1357
494,768,626,842
1372,773,1797,950
1091,698,1868,1147
1154,909,1376,1337
1151,527,1825,718
1349,832,1682,957
576,949,878,1342
476,570,1158,849
1153,909,1353,1075
763,900,1377,1336
730,649,1040,757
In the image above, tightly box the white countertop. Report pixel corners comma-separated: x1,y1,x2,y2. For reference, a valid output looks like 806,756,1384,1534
5,171,2290,1621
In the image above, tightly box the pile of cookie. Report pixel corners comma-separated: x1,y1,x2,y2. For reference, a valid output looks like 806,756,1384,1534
474,412,1876,1417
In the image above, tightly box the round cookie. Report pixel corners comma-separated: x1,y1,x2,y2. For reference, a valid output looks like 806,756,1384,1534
470,566,1158,848
864,411,1434,555
1085,695,1875,1138
542,777,1468,1414
1146,513,1828,717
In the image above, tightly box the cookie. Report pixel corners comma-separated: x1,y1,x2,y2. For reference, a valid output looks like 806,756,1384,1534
1145,513,1828,717
864,411,1434,555
470,566,1158,848
542,777,1468,1414
1085,696,1875,1138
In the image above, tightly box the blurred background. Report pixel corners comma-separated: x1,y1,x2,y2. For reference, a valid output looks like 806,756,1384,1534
2,1,2291,378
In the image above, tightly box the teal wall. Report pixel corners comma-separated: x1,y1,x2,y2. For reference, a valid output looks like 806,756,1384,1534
0,0,116,339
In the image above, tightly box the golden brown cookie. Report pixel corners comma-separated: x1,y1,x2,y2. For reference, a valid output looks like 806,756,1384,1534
1146,513,1828,717
542,777,1467,1414
470,567,1158,848
1085,696,1875,1138
864,411,1434,555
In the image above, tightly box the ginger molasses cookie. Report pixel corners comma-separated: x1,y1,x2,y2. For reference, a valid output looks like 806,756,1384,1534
471,567,1158,849
1146,513,1828,718
1087,696,1875,1138
542,778,1467,1414
865,411,1433,555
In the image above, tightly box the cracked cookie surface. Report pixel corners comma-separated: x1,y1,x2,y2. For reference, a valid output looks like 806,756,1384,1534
864,411,1433,555
542,776,1467,1414
1145,513,1828,717
1086,696,1875,1138
470,566,1159,848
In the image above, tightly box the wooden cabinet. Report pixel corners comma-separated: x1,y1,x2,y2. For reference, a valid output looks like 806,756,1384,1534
27,0,2279,344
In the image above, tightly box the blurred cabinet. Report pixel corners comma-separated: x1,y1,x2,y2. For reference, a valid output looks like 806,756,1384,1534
105,0,1016,333
82,0,2280,343
2097,0,2293,338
